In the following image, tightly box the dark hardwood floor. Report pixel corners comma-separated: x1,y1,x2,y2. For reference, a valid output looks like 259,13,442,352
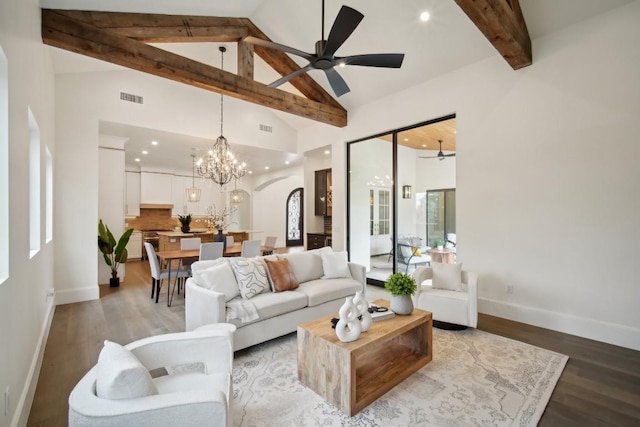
27,260,640,426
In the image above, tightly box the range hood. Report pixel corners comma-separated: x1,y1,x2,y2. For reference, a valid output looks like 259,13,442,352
139,204,173,209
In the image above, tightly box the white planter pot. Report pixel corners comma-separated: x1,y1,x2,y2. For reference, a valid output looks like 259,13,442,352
390,295,414,315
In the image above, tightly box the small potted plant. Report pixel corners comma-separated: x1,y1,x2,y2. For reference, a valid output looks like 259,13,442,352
98,220,134,287
384,272,417,315
435,239,445,250
178,213,192,233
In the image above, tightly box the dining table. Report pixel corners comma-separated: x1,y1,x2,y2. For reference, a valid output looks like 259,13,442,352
155,243,269,306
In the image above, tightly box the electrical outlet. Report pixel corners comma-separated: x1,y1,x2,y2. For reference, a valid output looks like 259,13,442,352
4,386,9,416
506,284,514,294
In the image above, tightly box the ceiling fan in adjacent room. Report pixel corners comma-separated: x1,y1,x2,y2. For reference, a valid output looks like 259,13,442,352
419,140,456,161
245,0,405,97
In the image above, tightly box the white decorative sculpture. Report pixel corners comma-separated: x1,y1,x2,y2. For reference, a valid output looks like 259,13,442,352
352,291,372,332
335,297,362,343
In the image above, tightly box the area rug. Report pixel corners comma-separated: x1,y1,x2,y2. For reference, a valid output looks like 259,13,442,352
231,328,568,427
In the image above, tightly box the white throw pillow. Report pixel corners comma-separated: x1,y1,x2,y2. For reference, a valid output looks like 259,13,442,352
432,262,463,291
321,251,352,279
229,258,270,299
192,261,240,302
277,247,331,283
96,340,158,400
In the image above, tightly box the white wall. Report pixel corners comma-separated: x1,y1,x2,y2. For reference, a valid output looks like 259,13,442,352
298,2,640,350
0,0,57,424
252,166,304,246
98,135,126,284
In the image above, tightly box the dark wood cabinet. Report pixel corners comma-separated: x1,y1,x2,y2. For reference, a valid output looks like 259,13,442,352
315,168,332,217
307,233,330,250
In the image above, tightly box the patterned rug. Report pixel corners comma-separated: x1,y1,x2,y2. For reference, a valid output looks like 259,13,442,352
231,328,568,427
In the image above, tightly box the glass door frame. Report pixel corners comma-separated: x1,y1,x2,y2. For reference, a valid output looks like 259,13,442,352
346,113,456,284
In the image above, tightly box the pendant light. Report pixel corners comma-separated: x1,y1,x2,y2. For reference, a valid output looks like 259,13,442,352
186,154,201,203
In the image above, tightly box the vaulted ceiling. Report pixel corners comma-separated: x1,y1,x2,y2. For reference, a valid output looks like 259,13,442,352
41,1,530,128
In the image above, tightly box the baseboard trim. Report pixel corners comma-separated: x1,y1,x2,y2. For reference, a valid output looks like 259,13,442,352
13,295,56,427
55,286,99,305
479,297,640,351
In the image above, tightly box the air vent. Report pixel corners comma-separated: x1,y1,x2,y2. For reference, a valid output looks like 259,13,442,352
259,124,273,133
120,92,143,104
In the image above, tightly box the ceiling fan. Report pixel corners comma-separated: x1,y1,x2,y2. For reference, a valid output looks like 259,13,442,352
245,0,405,97
419,140,456,161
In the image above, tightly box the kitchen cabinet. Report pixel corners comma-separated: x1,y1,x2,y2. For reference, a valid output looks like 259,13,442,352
126,230,142,260
125,172,140,216
307,233,331,250
314,168,332,216
140,172,173,204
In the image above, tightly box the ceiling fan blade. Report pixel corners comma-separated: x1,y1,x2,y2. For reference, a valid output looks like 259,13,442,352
268,64,313,88
245,36,314,61
323,6,364,57
342,53,405,68
324,68,350,97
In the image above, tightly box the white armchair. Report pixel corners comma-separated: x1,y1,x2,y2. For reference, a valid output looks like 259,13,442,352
412,265,478,329
69,324,236,427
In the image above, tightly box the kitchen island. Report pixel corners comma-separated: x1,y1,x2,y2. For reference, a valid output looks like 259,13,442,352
157,229,253,251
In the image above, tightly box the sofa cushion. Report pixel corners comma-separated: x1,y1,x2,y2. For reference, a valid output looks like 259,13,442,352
96,340,158,400
320,251,352,279
432,262,463,291
227,290,308,327
191,261,239,302
229,258,270,299
191,258,227,275
294,278,362,307
277,247,332,283
153,371,229,396
264,258,299,292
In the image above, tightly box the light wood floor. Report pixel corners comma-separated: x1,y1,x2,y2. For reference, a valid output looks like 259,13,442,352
27,260,640,426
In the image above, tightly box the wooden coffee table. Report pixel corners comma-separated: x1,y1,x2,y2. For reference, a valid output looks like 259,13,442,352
297,299,432,416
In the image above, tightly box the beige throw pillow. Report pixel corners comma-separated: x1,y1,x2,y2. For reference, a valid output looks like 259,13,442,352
96,340,158,400
192,261,239,302
320,251,352,279
432,262,463,292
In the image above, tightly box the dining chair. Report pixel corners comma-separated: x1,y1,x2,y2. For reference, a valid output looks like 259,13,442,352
181,236,201,267
226,236,235,248
263,236,277,255
144,242,190,304
200,242,224,261
240,239,261,258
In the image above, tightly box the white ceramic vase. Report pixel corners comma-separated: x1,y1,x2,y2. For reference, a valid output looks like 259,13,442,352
390,295,414,315
352,291,372,332
335,297,362,342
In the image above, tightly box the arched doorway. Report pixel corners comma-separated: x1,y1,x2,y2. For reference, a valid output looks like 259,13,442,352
286,188,303,246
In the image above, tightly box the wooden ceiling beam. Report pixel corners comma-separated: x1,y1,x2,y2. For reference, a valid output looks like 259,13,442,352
42,9,347,127
454,0,532,69
44,10,343,112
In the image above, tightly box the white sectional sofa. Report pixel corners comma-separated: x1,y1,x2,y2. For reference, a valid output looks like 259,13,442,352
185,248,366,351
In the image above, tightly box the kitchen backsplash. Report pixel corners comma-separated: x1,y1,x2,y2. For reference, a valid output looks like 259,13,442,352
125,208,212,231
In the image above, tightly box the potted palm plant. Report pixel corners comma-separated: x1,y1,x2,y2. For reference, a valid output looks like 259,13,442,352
98,219,134,287
178,213,192,233
384,272,417,315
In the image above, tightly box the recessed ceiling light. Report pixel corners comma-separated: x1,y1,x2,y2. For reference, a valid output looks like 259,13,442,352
324,150,330,155
285,160,290,165
248,170,253,174
151,140,158,146
420,11,431,22
142,150,148,155
134,158,140,162
265,166,270,170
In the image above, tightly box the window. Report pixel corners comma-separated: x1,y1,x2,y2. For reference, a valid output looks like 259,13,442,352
46,147,53,243
29,108,41,257
0,46,7,282
286,188,303,246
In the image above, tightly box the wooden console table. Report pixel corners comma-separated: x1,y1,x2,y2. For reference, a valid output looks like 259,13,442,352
297,299,432,416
